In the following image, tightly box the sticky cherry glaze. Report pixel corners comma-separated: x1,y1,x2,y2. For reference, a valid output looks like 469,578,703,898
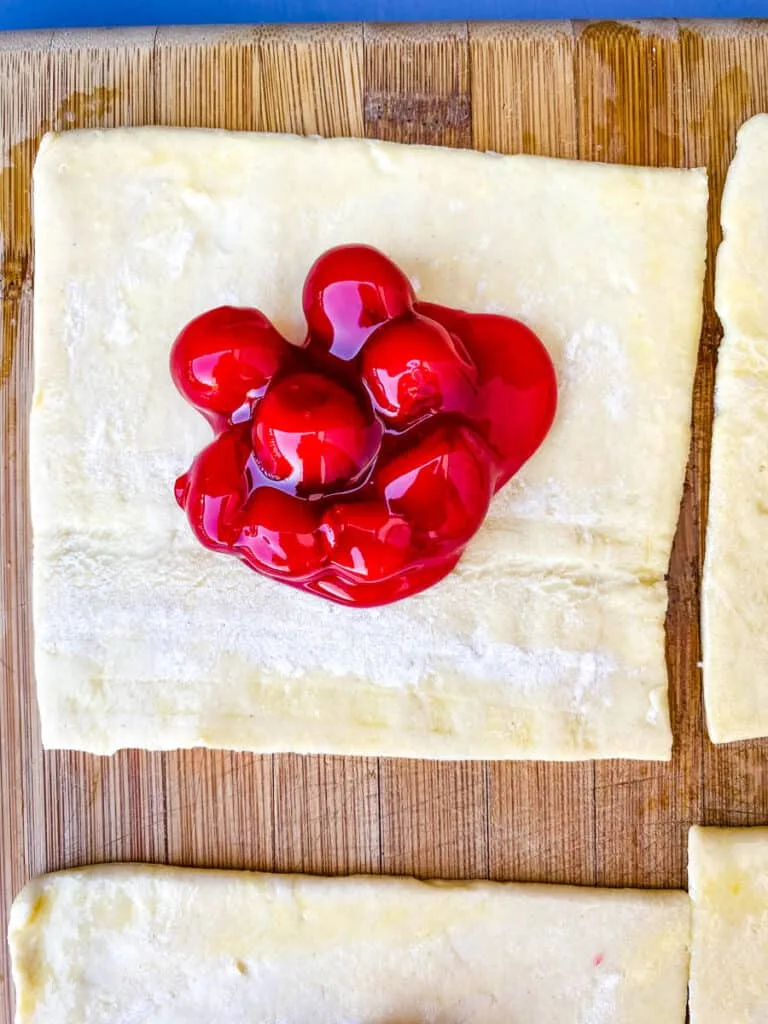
171,244,557,607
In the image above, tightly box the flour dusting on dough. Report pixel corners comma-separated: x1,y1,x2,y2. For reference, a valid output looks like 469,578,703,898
585,970,622,1024
40,545,617,713
564,320,629,422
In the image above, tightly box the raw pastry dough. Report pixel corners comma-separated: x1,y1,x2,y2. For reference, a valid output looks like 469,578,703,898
703,113,768,742
31,128,708,758
688,825,768,1023
9,863,691,1023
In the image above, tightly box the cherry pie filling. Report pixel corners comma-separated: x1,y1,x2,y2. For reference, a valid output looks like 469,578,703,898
171,244,557,607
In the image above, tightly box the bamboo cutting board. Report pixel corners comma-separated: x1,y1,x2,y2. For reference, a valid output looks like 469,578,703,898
2,19,768,1020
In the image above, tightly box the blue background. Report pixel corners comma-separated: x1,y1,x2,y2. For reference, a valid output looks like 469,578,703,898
1,0,768,28
3,0,767,29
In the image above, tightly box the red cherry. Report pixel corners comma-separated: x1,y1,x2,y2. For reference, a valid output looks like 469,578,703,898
177,429,250,548
237,487,327,579
360,313,477,428
416,304,557,488
302,244,415,360
412,301,464,336
252,371,382,492
321,501,414,582
376,423,495,550
171,306,292,420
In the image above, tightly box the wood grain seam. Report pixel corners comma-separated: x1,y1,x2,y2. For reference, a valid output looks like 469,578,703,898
376,755,384,873
483,761,492,879
273,755,278,872
150,25,161,126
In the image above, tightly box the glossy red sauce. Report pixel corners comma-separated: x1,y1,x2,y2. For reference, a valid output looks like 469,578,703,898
171,244,557,607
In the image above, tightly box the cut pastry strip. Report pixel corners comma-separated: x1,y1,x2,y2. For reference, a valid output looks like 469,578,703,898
9,864,691,1023
703,113,768,742
688,825,768,1023
31,129,708,758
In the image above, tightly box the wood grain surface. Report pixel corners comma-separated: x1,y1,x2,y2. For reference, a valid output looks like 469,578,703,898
2,19,768,1020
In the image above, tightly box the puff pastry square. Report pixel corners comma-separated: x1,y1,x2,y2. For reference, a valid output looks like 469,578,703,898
9,864,690,1023
688,826,768,1023
31,128,707,757
703,113,768,743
